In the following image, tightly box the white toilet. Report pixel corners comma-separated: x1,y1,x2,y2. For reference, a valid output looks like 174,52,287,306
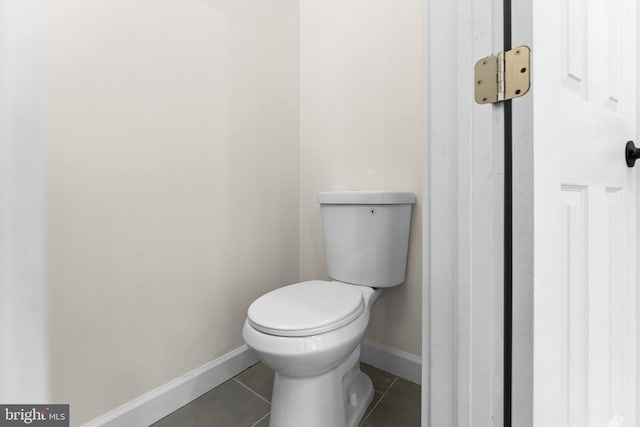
242,191,415,427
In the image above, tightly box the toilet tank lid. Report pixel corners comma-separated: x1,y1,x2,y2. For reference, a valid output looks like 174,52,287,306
318,191,416,205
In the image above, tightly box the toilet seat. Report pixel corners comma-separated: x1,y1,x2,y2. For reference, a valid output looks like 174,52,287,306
247,280,365,337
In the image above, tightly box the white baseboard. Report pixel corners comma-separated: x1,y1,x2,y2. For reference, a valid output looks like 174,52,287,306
361,340,422,385
82,341,421,427
81,344,258,427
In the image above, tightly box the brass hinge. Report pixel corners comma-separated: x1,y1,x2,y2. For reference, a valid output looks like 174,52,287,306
474,45,530,104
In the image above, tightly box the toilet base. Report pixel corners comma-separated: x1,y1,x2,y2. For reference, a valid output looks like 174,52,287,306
269,346,373,427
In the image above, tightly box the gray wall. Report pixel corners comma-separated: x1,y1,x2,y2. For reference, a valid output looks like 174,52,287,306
46,1,300,424
299,0,424,356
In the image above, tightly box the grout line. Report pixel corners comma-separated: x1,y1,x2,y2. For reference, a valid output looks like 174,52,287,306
359,377,398,426
233,378,271,405
386,377,399,394
249,411,270,427
380,375,398,395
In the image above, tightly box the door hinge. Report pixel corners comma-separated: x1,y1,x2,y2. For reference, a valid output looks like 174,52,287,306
474,45,530,104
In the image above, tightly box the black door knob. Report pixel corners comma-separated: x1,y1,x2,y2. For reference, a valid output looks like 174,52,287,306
626,141,640,167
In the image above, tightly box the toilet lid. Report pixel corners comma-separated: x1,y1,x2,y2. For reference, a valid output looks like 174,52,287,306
247,280,365,337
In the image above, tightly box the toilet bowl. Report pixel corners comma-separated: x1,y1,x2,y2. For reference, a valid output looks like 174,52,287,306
243,191,415,427
243,280,382,427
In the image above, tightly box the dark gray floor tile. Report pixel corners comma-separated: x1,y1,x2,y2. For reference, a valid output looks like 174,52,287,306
235,362,275,402
360,363,396,393
151,363,420,427
360,379,421,427
151,379,270,427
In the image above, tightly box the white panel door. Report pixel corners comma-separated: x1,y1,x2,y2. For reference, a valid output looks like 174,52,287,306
533,0,638,425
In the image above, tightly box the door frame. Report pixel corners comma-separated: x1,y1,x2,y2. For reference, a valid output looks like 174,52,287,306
424,0,640,425
422,0,511,425
0,0,49,403
509,0,534,425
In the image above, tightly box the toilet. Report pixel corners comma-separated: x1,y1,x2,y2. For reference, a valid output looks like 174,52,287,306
242,191,415,427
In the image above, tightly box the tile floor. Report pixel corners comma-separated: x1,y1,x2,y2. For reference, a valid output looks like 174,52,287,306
152,362,420,427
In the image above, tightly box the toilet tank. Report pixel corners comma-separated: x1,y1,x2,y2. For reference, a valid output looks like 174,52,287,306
318,191,415,287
